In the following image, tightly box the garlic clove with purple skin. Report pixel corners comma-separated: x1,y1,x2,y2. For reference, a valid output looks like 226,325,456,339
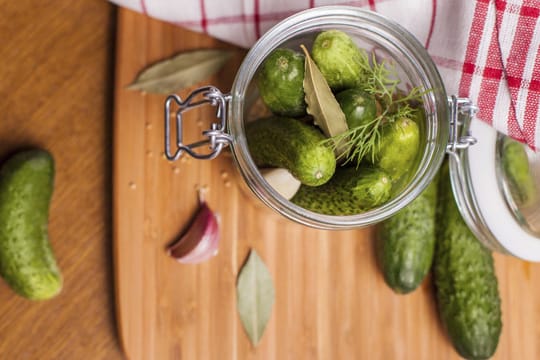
167,201,220,264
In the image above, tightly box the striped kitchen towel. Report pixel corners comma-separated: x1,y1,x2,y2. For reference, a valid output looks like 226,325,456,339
110,0,540,150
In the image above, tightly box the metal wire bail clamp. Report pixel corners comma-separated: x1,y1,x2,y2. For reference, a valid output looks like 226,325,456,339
446,96,478,155
164,86,232,161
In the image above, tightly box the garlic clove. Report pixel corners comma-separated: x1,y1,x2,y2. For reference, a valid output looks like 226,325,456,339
260,168,301,200
167,202,220,264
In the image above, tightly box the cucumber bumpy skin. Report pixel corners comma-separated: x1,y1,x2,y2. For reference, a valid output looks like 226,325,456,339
369,117,420,182
311,30,365,91
434,162,502,360
0,149,62,300
377,176,438,294
291,166,391,215
256,48,306,117
336,88,378,129
246,116,336,187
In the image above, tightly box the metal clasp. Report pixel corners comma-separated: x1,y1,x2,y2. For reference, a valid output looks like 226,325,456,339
164,86,232,161
446,96,478,154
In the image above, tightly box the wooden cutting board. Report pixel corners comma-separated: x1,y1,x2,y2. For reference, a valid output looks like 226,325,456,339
113,8,540,360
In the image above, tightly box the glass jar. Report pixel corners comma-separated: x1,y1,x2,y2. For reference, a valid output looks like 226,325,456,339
165,6,451,230
164,6,540,261
449,114,540,261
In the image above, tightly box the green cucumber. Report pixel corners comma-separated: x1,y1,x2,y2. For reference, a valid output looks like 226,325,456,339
291,166,391,215
377,176,438,294
500,136,537,207
369,116,420,182
434,161,501,360
336,88,378,129
0,149,62,300
256,48,306,117
246,116,336,187
311,30,365,90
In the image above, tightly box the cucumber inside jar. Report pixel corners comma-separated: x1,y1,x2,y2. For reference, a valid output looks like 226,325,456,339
335,88,377,130
497,135,540,237
247,29,428,216
255,48,307,118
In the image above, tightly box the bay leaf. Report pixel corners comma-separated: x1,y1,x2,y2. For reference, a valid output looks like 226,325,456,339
300,44,348,138
127,49,233,94
236,249,275,346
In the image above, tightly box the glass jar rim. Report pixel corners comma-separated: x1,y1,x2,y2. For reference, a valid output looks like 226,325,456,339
228,6,449,229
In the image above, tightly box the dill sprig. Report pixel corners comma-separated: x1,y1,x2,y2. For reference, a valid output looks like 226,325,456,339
364,52,400,104
324,49,427,166
325,114,384,165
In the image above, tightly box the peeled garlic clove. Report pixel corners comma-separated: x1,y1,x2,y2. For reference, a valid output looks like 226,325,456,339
260,168,301,200
167,202,220,264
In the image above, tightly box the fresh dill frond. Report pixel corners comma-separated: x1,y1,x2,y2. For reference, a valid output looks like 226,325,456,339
322,114,384,165
364,53,400,104
323,101,420,166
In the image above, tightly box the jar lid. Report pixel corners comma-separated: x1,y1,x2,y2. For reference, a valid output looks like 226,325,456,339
449,116,540,261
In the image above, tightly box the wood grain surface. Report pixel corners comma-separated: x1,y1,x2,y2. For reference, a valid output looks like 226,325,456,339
0,1,123,359
114,7,540,360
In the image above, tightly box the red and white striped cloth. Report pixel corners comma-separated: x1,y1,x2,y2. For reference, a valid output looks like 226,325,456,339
111,0,540,151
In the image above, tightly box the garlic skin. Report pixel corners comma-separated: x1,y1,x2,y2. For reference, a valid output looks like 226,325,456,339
167,202,220,264
260,168,301,200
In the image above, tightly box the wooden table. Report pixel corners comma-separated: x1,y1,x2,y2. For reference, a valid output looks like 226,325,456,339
112,7,540,360
3,2,540,360
0,1,123,359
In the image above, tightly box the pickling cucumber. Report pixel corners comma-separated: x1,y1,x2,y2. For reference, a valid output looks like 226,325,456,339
433,161,501,360
0,149,62,300
336,88,378,129
291,166,391,215
368,116,420,182
256,48,306,117
377,176,438,294
500,136,537,207
311,30,365,90
246,116,336,186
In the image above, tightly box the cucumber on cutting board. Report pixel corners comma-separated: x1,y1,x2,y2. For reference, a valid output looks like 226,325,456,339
0,149,62,300
433,161,501,360
377,176,438,294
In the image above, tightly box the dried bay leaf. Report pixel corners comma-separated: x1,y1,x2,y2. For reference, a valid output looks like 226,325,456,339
300,44,348,156
300,44,348,138
236,249,275,346
127,49,233,94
